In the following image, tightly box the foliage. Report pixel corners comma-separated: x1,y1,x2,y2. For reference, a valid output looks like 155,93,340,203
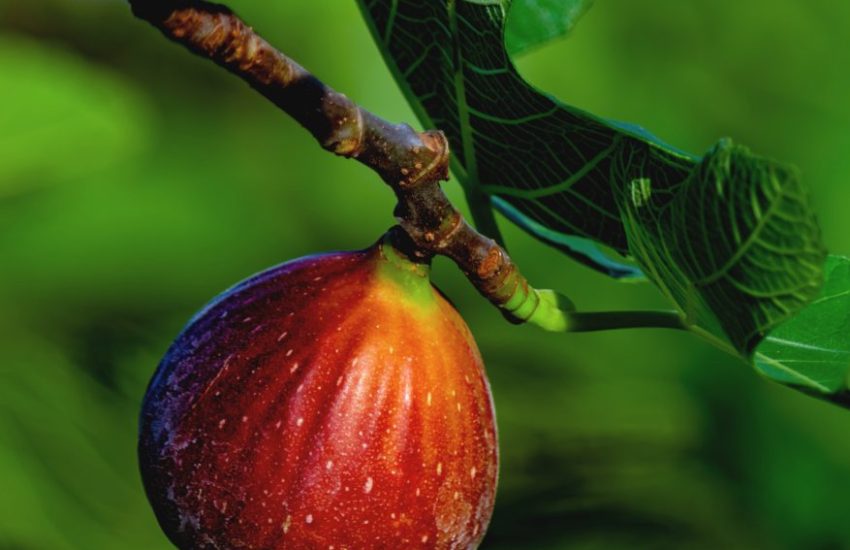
755,255,850,402
355,0,850,405
504,0,593,56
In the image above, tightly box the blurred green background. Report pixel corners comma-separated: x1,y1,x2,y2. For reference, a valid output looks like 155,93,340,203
2,1,849,548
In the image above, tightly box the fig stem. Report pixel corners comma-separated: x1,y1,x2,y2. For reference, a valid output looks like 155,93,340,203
565,310,687,333
126,0,685,334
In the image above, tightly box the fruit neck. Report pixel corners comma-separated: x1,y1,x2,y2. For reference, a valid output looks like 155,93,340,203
373,230,436,309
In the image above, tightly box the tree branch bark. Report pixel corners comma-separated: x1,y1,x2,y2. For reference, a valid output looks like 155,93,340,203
127,0,567,329
127,0,687,334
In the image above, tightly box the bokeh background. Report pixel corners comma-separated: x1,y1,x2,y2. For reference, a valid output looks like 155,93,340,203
2,0,850,548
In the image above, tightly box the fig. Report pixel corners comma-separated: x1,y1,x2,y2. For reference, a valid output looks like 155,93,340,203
139,236,498,549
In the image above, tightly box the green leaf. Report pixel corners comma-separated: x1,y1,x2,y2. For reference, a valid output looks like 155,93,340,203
355,0,683,278
616,139,826,356
492,196,644,280
505,0,594,56
754,255,850,403
358,0,831,385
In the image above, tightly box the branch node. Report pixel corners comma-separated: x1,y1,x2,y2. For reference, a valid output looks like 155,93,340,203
402,130,450,188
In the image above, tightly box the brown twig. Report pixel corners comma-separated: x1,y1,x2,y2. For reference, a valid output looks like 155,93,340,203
127,0,692,334
127,0,564,327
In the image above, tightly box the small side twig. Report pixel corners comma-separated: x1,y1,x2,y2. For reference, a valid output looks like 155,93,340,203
128,0,687,334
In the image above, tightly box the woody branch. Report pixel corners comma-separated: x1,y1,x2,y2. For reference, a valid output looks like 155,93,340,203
127,0,686,334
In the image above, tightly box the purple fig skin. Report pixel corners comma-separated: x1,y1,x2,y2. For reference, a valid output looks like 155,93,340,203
139,244,498,549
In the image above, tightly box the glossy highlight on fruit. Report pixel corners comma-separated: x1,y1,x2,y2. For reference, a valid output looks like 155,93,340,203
139,239,498,549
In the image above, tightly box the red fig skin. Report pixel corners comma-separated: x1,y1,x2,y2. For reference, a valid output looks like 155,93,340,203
139,242,498,549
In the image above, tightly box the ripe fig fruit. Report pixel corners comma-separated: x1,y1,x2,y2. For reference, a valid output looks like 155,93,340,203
139,237,498,549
